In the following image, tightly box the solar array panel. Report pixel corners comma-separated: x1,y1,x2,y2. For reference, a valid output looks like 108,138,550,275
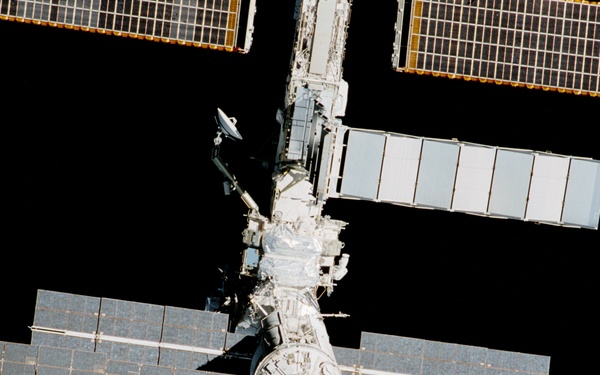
0,341,235,374
0,290,250,374
394,0,600,96
1,290,552,375
324,128,600,229
0,0,255,52
334,331,551,375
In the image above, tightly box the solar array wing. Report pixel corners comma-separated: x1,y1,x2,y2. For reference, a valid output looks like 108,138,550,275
394,0,600,96
0,289,252,374
1,290,552,375
320,127,600,229
0,0,256,52
333,331,551,375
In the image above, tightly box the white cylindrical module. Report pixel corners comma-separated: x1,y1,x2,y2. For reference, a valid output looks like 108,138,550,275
253,344,341,375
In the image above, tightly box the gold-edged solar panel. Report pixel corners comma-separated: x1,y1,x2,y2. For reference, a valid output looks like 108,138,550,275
397,0,600,96
0,0,248,52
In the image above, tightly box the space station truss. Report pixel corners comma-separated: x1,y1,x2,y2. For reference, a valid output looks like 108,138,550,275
320,127,600,230
393,0,600,96
0,0,257,52
0,290,551,375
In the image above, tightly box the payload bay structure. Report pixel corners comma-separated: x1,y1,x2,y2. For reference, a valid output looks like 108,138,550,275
1,0,600,374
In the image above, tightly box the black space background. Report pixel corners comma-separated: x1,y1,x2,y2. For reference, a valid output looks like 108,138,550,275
1,1,599,374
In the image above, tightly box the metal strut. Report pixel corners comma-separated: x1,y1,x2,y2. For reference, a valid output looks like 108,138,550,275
211,111,260,214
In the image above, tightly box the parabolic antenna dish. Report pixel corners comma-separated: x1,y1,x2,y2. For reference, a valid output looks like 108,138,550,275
217,108,243,141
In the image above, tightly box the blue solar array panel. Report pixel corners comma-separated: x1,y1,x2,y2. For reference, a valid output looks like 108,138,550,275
1,290,552,375
333,331,550,375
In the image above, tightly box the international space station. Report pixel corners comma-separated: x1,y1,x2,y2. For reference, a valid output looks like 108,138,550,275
1,0,599,374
